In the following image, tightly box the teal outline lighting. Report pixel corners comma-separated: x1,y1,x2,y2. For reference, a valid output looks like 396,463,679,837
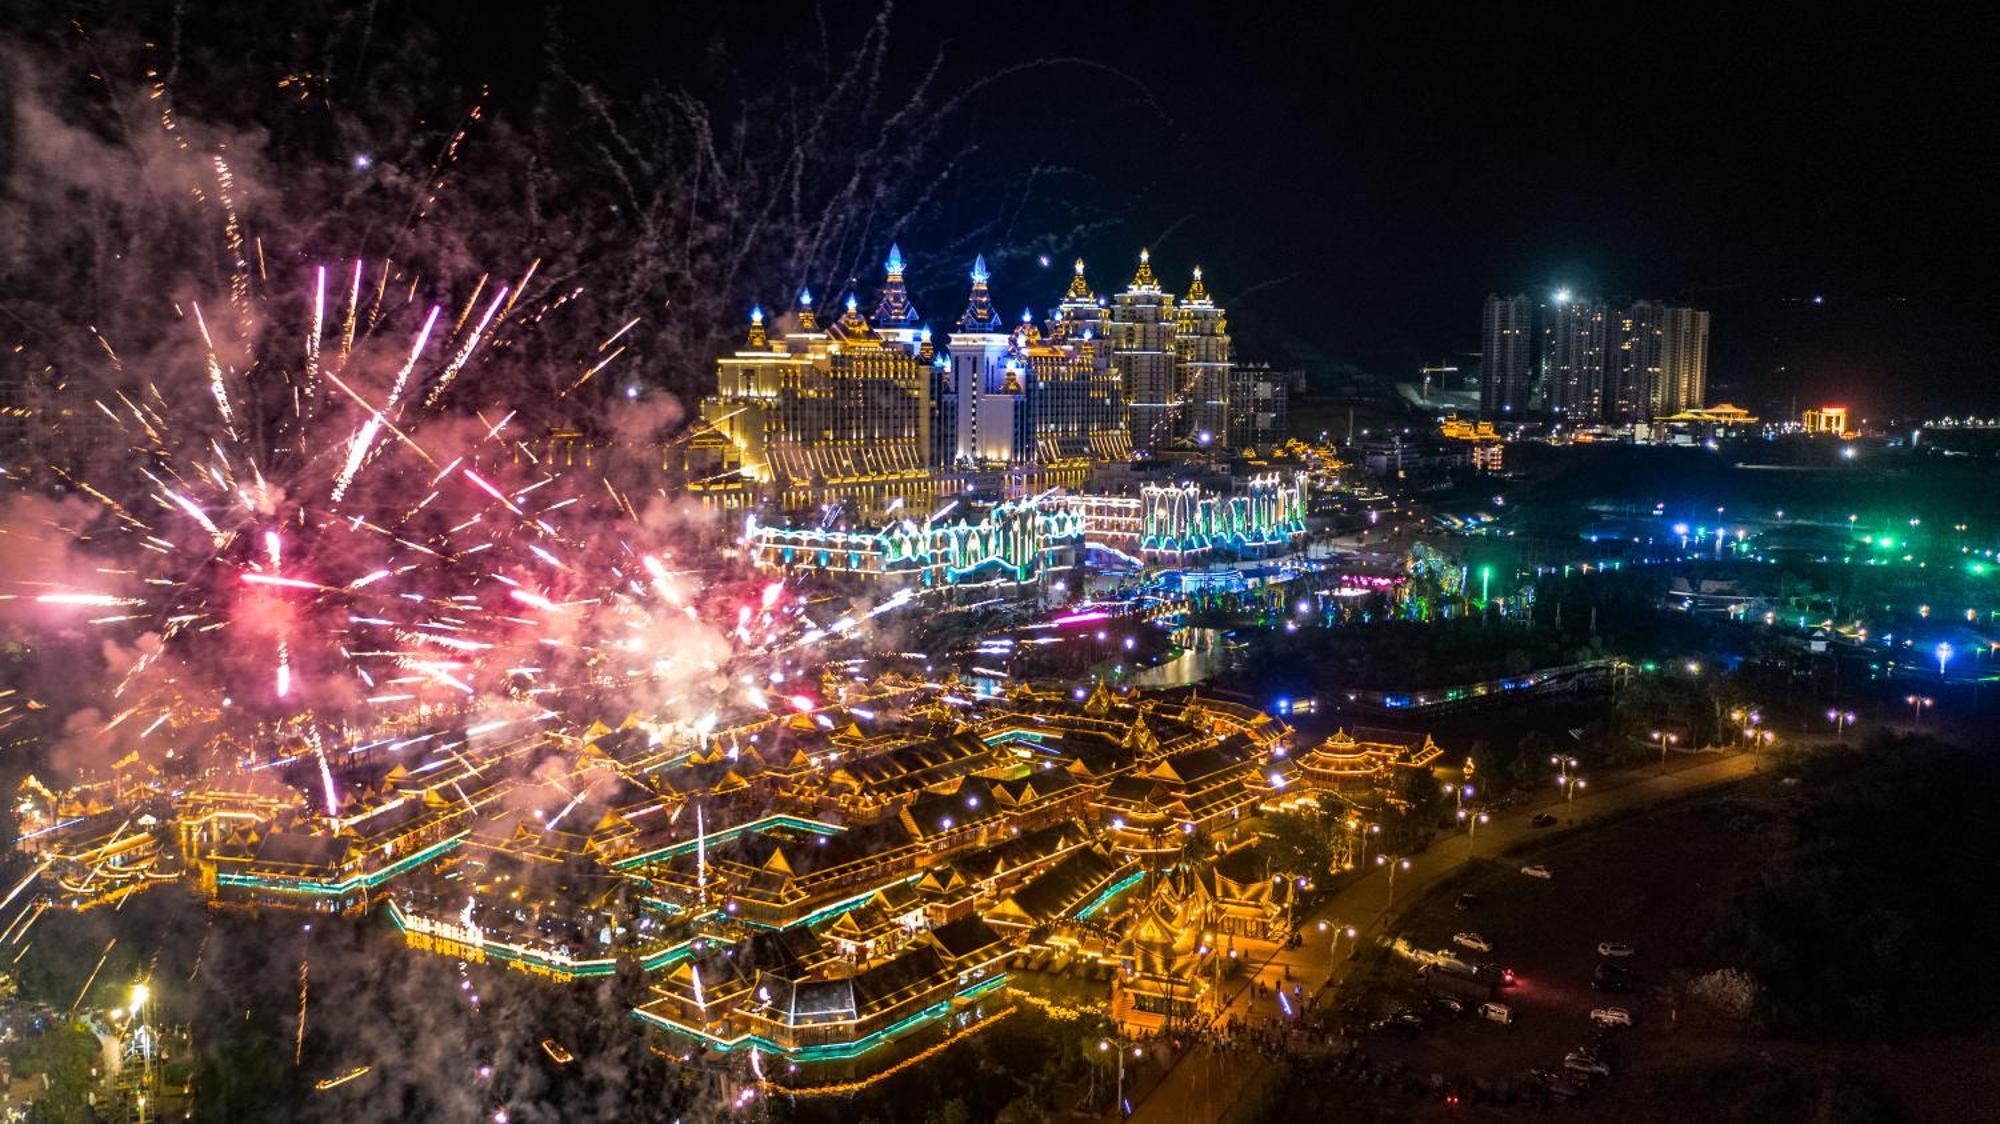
1076,869,1145,920
631,972,1011,1061
612,814,845,870
212,832,466,898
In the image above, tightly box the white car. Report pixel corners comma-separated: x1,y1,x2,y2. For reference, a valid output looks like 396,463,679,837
1590,1007,1633,1027
1597,942,1635,958
1520,864,1553,879
1452,932,1492,952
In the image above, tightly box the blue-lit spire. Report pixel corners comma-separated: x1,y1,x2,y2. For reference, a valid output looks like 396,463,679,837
746,304,768,347
956,252,1003,333
872,245,921,328
796,287,818,331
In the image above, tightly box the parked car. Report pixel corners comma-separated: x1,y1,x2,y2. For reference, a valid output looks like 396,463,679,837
1597,942,1635,958
1479,1002,1515,1025
1453,932,1493,952
1531,813,1558,828
1370,1012,1425,1037
1590,1007,1633,1027
1592,962,1633,992
1564,1052,1612,1078
1431,950,1474,974
1475,962,1518,987
1429,996,1466,1018
1455,892,1480,912
1521,864,1553,879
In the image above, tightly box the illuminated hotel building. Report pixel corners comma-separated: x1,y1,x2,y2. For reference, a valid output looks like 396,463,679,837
1108,250,1180,452
1655,305,1711,416
1542,296,1609,421
693,280,932,509
943,255,1027,464
1173,266,1233,447
692,246,1266,517
1610,300,1665,424
1479,293,1534,417
1034,259,1129,462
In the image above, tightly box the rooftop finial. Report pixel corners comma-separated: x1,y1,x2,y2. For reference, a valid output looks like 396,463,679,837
1064,257,1093,302
1187,266,1210,303
796,288,818,331
750,305,764,325
872,246,920,328
1130,248,1159,291
957,254,1002,332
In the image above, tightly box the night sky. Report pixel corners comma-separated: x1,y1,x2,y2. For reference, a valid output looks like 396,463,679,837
456,4,1995,415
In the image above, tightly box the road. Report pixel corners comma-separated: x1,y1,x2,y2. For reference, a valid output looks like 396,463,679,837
1127,747,1764,1123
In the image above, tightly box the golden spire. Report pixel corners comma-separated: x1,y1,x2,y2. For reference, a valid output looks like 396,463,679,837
746,304,768,348
836,291,872,336
795,288,818,331
1064,257,1092,301
1130,247,1158,291
1187,265,1209,303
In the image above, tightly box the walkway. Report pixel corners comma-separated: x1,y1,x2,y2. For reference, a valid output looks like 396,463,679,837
1128,748,1764,1122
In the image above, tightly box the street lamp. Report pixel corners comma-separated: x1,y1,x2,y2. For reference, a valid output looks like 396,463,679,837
1558,773,1586,805
1348,820,1381,870
1652,729,1679,767
1826,708,1856,743
1457,809,1491,856
1098,1039,1144,1116
1905,694,1934,725
1328,922,1359,964
1375,854,1412,908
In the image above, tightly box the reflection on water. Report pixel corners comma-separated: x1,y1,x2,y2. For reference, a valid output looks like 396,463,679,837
1131,627,1233,687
